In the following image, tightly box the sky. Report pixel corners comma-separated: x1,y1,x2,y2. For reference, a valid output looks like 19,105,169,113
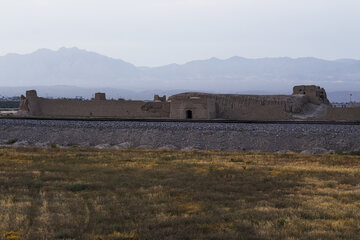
1,0,360,66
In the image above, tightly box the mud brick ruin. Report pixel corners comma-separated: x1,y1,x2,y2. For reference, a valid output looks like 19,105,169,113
18,85,360,121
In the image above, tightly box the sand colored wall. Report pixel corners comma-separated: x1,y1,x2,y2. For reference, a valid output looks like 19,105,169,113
169,93,310,120
94,93,106,100
19,87,360,121
320,107,360,121
293,85,329,104
28,98,170,118
215,100,292,120
213,94,310,120
170,97,216,119
23,90,42,116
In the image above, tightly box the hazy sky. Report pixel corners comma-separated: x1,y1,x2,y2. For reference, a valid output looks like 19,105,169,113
1,0,360,66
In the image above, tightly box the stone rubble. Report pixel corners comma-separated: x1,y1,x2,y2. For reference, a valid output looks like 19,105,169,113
0,119,359,153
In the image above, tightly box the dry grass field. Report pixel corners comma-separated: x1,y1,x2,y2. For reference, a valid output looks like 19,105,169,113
0,147,359,240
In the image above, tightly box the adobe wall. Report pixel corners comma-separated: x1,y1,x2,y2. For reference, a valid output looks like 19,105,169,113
169,93,310,120
320,107,360,121
21,91,170,118
169,97,216,119
293,85,330,104
213,94,310,120
18,86,360,121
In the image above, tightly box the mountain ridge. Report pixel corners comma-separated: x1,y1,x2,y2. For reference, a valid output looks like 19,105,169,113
1,47,360,93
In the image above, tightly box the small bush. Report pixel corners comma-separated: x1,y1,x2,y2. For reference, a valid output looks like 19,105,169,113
209,161,217,173
65,183,89,192
349,151,360,156
6,139,18,145
230,158,244,162
335,150,360,156
54,230,73,239
160,155,177,161
34,181,43,189
326,182,336,188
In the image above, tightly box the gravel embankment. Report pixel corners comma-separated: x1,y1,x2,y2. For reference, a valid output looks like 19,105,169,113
0,119,359,153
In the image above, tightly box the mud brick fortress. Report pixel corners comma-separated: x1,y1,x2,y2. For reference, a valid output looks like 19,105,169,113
18,85,360,121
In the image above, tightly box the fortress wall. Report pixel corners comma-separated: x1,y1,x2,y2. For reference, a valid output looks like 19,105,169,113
26,98,42,116
293,85,329,105
170,98,215,119
212,94,308,120
32,98,170,118
169,92,311,120
216,101,291,120
20,85,360,121
320,107,360,121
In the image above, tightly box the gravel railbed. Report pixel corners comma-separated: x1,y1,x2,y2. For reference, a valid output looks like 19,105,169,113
0,119,359,153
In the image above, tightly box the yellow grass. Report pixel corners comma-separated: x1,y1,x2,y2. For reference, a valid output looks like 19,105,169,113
0,147,359,239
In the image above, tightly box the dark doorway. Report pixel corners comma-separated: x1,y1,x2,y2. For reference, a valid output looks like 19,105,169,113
186,110,193,119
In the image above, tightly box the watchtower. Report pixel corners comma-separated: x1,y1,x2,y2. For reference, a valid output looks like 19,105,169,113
94,93,106,100
293,85,329,105
26,90,38,98
154,95,166,102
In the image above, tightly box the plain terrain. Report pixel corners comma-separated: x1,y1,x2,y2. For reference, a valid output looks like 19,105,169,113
0,147,359,240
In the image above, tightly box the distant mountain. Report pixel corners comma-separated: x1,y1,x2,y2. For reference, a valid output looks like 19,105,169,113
140,57,360,92
1,47,360,94
0,85,190,101
0,47,139,88
1,85,358,103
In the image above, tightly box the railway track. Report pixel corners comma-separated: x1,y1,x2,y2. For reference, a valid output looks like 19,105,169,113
0,116,359,125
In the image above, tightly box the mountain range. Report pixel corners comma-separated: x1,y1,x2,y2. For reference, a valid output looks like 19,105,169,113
0,47,360,102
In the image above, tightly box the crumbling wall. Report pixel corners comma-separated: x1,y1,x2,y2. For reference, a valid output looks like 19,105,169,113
213,94,310,120
23,91,170,118
21,90,42,115
293,85,330,104
19,86,360,121
153,95,166,102
169,97,216,119
169,92,310,120
320,107,360,121
94,93,106,100
36,99,170,118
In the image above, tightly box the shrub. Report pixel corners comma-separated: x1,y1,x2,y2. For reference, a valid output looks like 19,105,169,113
6,139,18,145
54,231,73,239
230,158,244,162
65,183,88,192
160,155,177,161
34,181,43,189
209,161,217,173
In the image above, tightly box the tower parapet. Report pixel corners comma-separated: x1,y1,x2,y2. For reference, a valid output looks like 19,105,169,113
26,90,38,98
94,93,106,100
154,95,166,102
20,90,41,115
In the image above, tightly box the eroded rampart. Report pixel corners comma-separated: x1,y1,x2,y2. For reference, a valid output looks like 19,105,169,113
17,85,360,121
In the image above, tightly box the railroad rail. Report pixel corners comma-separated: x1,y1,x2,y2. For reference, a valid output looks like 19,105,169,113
0,116,359,125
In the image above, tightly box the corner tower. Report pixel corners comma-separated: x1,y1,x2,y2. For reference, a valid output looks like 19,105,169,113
293,85,330,105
